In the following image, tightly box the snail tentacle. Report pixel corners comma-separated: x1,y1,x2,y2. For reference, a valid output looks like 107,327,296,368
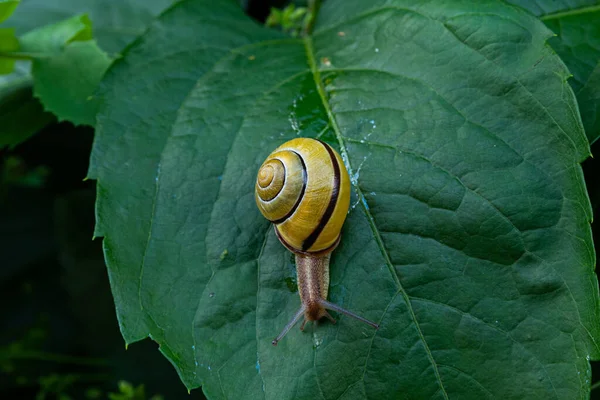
272,305,306,346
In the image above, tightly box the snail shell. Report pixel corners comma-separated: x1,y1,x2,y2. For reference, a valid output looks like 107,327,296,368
255,138,378,346
255,137,351,253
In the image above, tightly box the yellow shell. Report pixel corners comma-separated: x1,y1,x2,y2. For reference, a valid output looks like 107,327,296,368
255,138,351,253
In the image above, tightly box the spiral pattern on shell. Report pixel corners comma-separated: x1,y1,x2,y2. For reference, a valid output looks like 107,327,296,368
255,138,351,253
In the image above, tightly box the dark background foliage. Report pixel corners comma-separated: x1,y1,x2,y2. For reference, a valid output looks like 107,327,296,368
0,2,281,398
0,124,205,398
1,0,600,399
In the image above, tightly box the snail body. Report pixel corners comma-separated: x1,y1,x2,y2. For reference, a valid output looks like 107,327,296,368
255,138,378,346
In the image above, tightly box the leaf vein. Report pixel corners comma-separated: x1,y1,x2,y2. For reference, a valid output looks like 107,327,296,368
441,21,584,158
357,290,401,393
317,4,586,159
412,297,559,399
326,67,527,166
304,35,450,400
437,364,494,398
342,136,528,239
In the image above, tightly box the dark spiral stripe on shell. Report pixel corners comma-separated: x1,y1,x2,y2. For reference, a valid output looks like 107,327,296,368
302,140,340,251
272,150,307,224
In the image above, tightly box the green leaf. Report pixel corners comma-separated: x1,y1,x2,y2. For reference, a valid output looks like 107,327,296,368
1,0,174,55
506,1,600,143
0,0,19,75
0,1,175,126
0,59,28,98
0,27,18,74
89,0,600,398
28,40,111,125
577,65,600,143
19,13,93,52
15,14,112,125
0,61,54,148
505,0,600,16
0,0,19,23
542,6,600,143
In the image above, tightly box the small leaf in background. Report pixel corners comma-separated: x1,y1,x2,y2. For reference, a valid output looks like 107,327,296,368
507,0,600,143
265,7,282,26
0,0,175,140
1,0,175,55
543,8,600,144
266,4,307,37
0,0,20,75
89,0,600,398
19,14,93,52
17,14,111,126
28,40,111,125
107,380,164,400
0,27,18,73
0,0,19,23
577,66,600,143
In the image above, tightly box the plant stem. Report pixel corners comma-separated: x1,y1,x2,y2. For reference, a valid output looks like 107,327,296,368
303,0,321,36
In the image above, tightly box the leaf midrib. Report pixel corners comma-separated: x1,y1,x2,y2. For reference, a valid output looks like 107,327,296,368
303,34,450,400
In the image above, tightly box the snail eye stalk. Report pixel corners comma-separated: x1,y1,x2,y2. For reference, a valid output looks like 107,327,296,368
318,299,379,329
272,305,306,346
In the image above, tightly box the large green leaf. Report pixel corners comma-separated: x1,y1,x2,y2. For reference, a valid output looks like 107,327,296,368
89,0,600,398
507,1,600,143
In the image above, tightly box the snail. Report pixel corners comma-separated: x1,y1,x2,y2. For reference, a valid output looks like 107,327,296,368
255,137,379,346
